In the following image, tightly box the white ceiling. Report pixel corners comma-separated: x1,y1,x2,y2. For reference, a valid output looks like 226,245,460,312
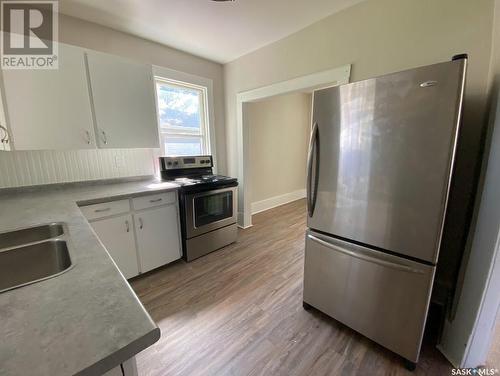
59,0,363,64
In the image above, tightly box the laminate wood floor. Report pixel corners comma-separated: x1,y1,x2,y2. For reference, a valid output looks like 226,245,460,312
131,199,452,376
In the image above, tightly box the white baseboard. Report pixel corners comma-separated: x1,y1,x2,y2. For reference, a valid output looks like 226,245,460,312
251,189,306,215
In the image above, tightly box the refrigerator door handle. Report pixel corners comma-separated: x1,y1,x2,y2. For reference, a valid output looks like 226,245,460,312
307,233,426,274
307,122,320,217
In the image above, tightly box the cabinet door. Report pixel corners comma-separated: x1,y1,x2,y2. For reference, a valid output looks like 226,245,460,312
86,51,159,149
135,205,181,273
1,43,95,150
91,214,139,279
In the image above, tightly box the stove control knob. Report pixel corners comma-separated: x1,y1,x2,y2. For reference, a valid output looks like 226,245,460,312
200,160,205,164
167,161,172,166
206,159,211,164
174,161,178,165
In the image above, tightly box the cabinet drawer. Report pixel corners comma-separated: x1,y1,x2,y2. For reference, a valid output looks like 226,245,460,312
303,230,435,362
132,192,176,211
80,199,131,220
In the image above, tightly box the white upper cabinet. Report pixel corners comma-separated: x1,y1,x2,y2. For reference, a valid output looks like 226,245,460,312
0,44,161,151
1,43,96,150
86,51,160,149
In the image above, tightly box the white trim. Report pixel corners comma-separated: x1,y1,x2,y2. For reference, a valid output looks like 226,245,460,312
463,237,500,367
152,65,218,173
251,189,306,215
235,64,351,227
239,66,351,103
237,212,252,229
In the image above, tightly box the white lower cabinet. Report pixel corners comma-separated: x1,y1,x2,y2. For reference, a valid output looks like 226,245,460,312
134,205,181,273
81,192,181,279
90,214,139,279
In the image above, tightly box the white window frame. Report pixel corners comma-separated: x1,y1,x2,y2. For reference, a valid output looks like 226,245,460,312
154,77,211,157
151,65,218,175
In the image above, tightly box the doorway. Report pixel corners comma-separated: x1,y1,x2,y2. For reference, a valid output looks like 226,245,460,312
235,65,351,228
244,92,312,217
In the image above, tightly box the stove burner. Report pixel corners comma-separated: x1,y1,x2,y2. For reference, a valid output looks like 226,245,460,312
159,156,237,191
171,175,233,187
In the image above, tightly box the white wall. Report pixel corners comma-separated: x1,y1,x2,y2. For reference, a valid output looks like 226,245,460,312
0,14,226,188
245,92,311,213
440,84,500,368
439,0,500,367
490,0,500,88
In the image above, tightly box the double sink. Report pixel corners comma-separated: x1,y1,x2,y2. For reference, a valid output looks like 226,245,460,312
0,223,73,293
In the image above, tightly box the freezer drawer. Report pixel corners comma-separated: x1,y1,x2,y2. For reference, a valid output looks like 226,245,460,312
303,230,435,362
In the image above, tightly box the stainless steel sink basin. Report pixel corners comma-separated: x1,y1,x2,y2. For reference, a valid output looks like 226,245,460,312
0,223,73,293
0,223,64,250
0,240,72,293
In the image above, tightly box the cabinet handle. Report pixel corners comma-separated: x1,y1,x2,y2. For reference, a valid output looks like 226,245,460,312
139,217,143,229
101,130,108,145
94,207,111,213
85,130,91,145
0,125,9,144
125,220,130,233
149,198,162,203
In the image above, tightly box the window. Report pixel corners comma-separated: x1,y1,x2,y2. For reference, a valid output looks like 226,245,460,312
155,78,210,156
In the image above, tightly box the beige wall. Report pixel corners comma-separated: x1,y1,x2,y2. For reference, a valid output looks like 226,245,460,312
245,92,311,204
224,0,495,178
489,0,500,89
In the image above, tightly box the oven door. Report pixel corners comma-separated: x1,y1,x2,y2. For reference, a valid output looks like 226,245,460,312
185,186,238,238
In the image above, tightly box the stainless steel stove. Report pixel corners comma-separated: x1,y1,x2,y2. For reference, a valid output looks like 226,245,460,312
159,155,238,261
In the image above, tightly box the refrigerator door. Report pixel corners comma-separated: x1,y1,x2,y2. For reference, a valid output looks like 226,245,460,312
307,59,466,263
303,230,435,362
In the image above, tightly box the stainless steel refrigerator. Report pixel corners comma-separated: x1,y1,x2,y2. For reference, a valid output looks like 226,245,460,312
303,56,467,368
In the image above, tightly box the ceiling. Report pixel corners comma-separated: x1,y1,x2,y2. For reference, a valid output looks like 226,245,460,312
59,0,363,64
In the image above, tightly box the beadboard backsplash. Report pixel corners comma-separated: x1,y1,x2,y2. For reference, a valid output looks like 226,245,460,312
0,149,157,188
